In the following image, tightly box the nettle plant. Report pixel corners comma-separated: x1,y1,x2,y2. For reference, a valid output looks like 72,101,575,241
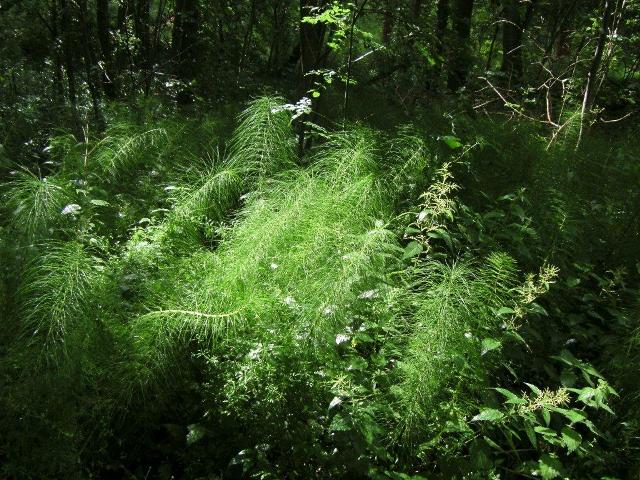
472,356,617,479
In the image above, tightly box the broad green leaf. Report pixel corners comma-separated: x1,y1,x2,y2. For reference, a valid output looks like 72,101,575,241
494,387,526,404
471,408,504,422
481,338,501,355
539,453,562,479
551,407,588,425
542,407,551,426
525,382,542,396
495,306,515,316
402,240,423,260
561,427,582,453
441,135,463,149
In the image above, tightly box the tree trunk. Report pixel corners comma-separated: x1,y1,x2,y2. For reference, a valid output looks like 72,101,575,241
135,0,151,95
435,0,449,67
96,0,117,98
577,0,616,146
297,0,327,153
267,0,290,72
59,0,81,133
411,0,423,18
501,0,536,85
238,0,258,75
78,0,106,131
172,0,199,103
500,0,523,83
50,0,65,104
299,0,327,88
382,0,395,44
447,0,474,91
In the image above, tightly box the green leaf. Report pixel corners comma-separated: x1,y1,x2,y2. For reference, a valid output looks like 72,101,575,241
481,338,501,356
402,240,423,260
525,383,542,396
494,387,526,404
542,407,551,426
441,135,463,149
186,424,206,445
525,422,537,448
471,408,504,422
495,306,515,316
551,407,588,425
539,453,562,479
561,427,582,453
330,413,351,432
90,199,109,206
566,277,581,287
534,426,557,438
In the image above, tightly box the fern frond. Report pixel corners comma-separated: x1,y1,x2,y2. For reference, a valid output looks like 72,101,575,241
3,171,72,242
395,253,520,443
18,241,104,356
93,125,169,177
228,96,296,177
172,164,244,223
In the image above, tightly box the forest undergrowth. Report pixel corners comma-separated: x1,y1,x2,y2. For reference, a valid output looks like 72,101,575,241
1,97,639,479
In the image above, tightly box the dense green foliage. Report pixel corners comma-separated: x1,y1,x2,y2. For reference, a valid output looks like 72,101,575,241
2,0,640,478
1,97,638,479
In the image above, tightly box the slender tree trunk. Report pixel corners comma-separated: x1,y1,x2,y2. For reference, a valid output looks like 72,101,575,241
172,0,199,103
59,0,81,133
135,0,151,95
411,0,423,18
486,23,498,70
238,0,258,75
500,0,523,83
96,0,117,98
50,0,65,104
116,0,137,94
299,0,326,87
297,0,327,153
501,0,536,86
577,0,616,147
268,0,286,71
78,0,106,131
382,0,395,44
447,0,474,91
344,0,368,123
435,0,449,67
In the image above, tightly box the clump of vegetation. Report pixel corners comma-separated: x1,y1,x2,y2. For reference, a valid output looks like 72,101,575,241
1,0,639,477
1,96,638,479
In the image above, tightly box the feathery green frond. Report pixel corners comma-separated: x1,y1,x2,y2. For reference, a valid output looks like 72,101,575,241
3,171,72,242
93,124,169,177
18,241,104,356
395,253,520,442
229,96,296,176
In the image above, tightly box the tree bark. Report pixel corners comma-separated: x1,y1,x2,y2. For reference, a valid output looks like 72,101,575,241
577,0,616,147
96,0,117,98
172,0,199,103
501,0,536,85
435,0,449,67
78,0,106,131
500,0,523,82
299,0,327,88
382,0,395,44
447,0,474,91
238,0,258,75
59,0,81,133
